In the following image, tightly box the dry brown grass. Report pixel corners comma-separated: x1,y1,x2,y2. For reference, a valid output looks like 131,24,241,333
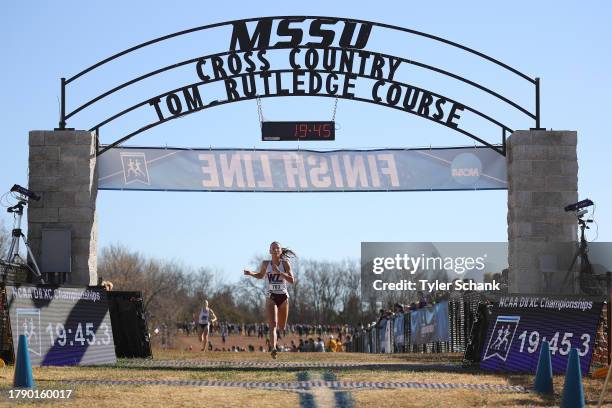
352,388,548,408
152,347,461,363
0,385,298,407
352,380,612,408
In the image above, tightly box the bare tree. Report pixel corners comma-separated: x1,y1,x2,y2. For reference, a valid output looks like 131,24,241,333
141,259,184,317
99,245,179,326
98,244,144,288
235,275,265,320
0,219,11,258
189,267,215,298
336,259,362,324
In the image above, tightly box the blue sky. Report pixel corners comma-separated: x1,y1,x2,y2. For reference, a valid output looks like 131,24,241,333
2,1,610,283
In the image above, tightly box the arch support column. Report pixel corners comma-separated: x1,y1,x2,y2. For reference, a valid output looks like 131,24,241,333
506,130,578,294
27,130,98,285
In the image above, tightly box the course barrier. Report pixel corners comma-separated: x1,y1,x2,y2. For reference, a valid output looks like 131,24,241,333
348,292,488,356
347,291,611,372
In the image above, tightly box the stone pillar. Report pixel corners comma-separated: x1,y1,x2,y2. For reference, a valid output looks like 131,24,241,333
28,130,98,285
507,130,579,294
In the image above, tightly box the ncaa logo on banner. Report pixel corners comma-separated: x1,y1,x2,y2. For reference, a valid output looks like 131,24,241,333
16,308,42,356
121,152,150,185
483,315,521,362
450,152,483,185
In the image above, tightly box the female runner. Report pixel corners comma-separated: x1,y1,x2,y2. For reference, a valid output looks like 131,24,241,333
244,241,295,359
195,299,217,352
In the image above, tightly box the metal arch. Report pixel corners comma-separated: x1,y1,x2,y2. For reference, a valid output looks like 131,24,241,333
94,92,511,157
58,16,541,152
65,46,534,122
90,68,513,133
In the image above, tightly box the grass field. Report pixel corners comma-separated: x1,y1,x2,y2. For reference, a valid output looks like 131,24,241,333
0,334,610,407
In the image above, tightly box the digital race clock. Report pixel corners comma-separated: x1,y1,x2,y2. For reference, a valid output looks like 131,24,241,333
262,121,335,141
6,284,116,366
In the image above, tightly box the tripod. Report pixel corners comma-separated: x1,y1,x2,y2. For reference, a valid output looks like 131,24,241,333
3,199,45,283
562,215,594,294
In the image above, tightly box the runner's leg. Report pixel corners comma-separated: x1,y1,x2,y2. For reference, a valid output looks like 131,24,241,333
266,298,278,356
202,325,210,352
278,299,289,338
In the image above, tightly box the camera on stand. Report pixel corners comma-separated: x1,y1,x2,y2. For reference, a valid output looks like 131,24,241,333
2,184,45,283
562,198,597,295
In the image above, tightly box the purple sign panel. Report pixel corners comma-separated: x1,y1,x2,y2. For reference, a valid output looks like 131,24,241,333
480,295,602,375
6,285,116,366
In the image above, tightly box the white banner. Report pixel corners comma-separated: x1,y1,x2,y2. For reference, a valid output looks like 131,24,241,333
98,146,506,192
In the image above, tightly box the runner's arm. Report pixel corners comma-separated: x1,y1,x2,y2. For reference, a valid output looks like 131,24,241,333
244,261,267,279
281,260,294,283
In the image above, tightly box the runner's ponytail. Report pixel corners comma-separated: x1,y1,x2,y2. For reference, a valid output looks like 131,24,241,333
281,247,297,260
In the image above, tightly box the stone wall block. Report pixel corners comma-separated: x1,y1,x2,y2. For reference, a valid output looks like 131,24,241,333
533,161,562,176
71,223,94,239
45,131,77,146
44,191,76,207
58,207,94,223
28,176,61,193
74,192,96,207
561,161,579,176
60,145,94,161
29,131,45,146
29,146,60,162
74,131,97,146
27,207,59,223
545,175,578,192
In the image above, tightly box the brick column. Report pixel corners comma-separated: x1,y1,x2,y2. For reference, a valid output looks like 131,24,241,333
507,130,579,294
28,130,98,285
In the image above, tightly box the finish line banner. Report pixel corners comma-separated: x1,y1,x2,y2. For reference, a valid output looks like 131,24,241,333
98,146,506,192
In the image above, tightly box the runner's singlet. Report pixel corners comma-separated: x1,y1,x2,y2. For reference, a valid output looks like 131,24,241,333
266,260,289,296
198,308,210,325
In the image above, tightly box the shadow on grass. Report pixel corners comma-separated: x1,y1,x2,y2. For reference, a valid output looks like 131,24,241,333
296,372,316,408
323,372,356,408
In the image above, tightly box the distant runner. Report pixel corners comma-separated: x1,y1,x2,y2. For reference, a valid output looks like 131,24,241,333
195,300,217,352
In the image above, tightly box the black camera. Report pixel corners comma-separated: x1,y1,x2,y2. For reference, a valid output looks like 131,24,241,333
10,184,41,201
564,198,593,212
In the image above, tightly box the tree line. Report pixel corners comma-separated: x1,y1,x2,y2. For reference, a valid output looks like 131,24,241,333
97,244,373,330
0,216,461,329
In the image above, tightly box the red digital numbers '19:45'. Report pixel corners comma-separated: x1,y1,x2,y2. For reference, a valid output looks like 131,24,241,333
294,123,332,139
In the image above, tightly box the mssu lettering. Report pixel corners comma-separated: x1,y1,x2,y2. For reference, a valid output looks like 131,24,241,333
230,18,372,51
